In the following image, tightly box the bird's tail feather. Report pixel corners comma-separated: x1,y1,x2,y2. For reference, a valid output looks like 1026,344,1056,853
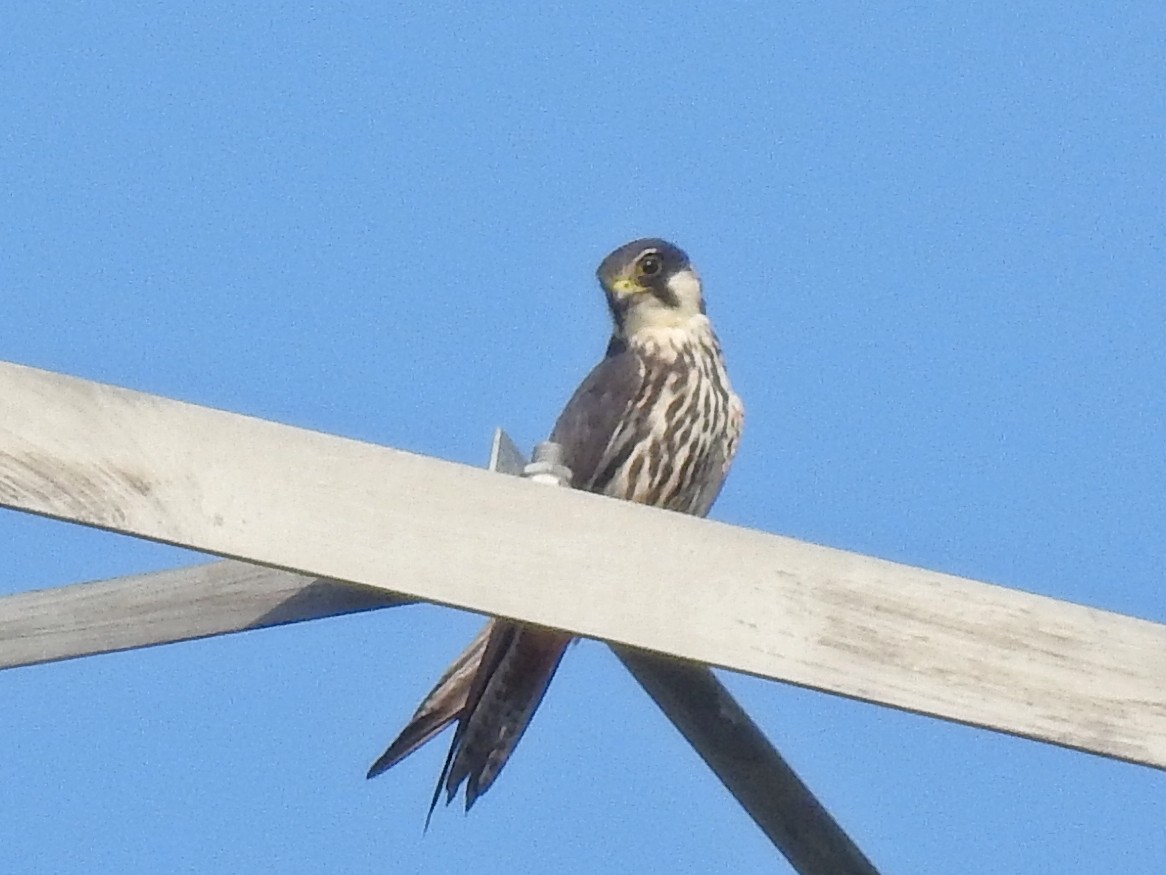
368,617,570,822
430,621,570,818
366,620,493,779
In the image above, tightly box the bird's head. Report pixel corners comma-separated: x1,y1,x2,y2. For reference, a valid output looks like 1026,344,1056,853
596,238,705,339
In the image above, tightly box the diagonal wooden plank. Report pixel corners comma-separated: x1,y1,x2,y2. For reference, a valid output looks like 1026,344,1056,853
0,428,530,669
1,427,882,873
0,359,1164,770
0,429,517,669
617,650,880,875
0,560,413,669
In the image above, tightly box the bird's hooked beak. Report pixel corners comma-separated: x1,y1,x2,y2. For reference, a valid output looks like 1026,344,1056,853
607,276,646,297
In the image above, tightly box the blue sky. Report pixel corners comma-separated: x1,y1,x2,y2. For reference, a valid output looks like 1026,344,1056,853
2,3,1163,872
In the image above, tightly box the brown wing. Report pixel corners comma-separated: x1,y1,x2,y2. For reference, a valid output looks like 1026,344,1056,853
550,344,646,492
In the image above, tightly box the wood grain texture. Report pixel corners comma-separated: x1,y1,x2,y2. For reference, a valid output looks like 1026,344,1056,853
0,561,413,669
1,359,1163,769
0,431,524,670
1,427,879,872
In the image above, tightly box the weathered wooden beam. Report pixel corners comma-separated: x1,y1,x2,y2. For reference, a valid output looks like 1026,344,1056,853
0,561,412,669
1,359,1163,770
0,426,528,669
1,427,882,873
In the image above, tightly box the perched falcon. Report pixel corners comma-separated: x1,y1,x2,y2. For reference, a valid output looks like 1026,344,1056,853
367,238,744,817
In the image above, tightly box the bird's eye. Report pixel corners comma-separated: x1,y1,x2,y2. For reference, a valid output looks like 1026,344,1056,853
638,254,662,277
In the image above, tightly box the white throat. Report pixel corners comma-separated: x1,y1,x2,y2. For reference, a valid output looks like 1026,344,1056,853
619,268,706,337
